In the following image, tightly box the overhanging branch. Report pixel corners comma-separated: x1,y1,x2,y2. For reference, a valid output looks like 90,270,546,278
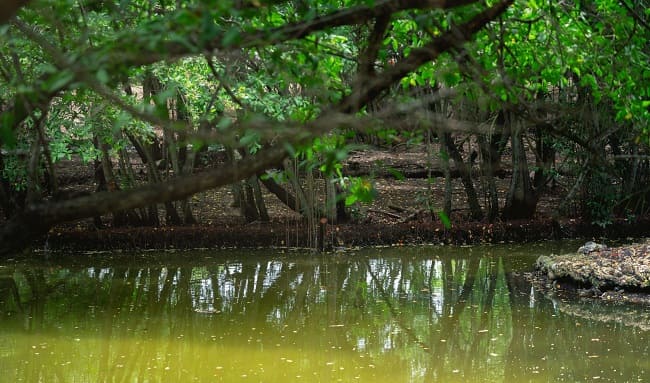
0,0,515,256
339,0,514,113
109,0,481,68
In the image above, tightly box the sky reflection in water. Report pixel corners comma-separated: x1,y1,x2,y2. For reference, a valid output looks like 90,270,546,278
0,242,648,382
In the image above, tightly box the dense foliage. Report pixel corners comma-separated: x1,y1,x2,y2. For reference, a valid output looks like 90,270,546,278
0,0,648,254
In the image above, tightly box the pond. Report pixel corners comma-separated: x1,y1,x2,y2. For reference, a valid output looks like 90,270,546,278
0,242,648,382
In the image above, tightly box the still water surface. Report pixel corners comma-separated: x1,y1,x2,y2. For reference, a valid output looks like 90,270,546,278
0,242,648,382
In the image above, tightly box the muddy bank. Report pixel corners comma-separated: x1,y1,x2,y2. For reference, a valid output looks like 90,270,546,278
533,241,650,306
536,242,650,290
32,216,650,253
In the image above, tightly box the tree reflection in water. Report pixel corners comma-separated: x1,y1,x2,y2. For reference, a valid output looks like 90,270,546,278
0,245,647,382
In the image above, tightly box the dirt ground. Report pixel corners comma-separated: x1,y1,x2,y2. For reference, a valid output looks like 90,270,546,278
39,145,650,252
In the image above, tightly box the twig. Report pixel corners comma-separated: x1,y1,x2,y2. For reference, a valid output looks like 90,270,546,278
388,204,411,213
368,208,402,220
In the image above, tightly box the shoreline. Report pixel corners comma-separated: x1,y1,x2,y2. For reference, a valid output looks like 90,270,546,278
35,216,650,253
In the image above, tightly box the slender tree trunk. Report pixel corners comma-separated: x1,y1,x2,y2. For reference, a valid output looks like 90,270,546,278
180,149,197,224
250,175,269,221
502,120,538,219
172,91,197,224
98,138,130,226
35,115,58,197
162,199,182,225
231,181,243,208
0,170,11,219
283,158,313,218
124,133,160,226
232,148,265,223
118,147,148,222
26,135,42,205
305,167,317,248
335,183,348,223
146,73,183,226
325,176,337,222
99,142,119,191
532,125,555,191
161,131,183,225
444,133,483,220
478,134,499,222
426,129,436,220
241,180,259,222
0,150,25,219
439,133,452,218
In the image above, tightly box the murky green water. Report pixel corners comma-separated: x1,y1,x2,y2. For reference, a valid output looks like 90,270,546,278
1,242,649,382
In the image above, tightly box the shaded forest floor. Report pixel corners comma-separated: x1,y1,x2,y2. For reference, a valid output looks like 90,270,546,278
38,145,650,252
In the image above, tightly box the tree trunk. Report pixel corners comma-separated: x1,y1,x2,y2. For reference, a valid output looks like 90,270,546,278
0,144,290,256
35,115,58,197
123,134,160,226
478,134,499,222
119,149,146,226
325,176,337,222
163,200,182,225
231,181,243,208
98,138,131,226
250,175,269,221
240,179,260,223
117,147,148,223
502,120,538,220
439,133,452,218
0,174,11,219
335,183,348,223
145,72,184,226
170,90,196,224
444,133,483,221
0,151,25,219
26,135,42,205
532,124,555,191
180,149,197,224
284,158,311,216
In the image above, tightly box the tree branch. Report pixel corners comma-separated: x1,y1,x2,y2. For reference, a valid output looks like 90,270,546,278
339,0,514,113
109,0,480,67
619,0,650,32
357,13,392,79
0,0,481,148
0,0,515,256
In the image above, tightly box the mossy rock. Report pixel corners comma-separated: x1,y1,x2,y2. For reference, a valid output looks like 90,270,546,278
536,242,650,290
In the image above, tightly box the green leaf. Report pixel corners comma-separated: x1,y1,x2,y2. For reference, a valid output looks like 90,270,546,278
387,167,405,181
437,211,452,229
347,177,377,204
345,194,358,206
239,131,260,147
